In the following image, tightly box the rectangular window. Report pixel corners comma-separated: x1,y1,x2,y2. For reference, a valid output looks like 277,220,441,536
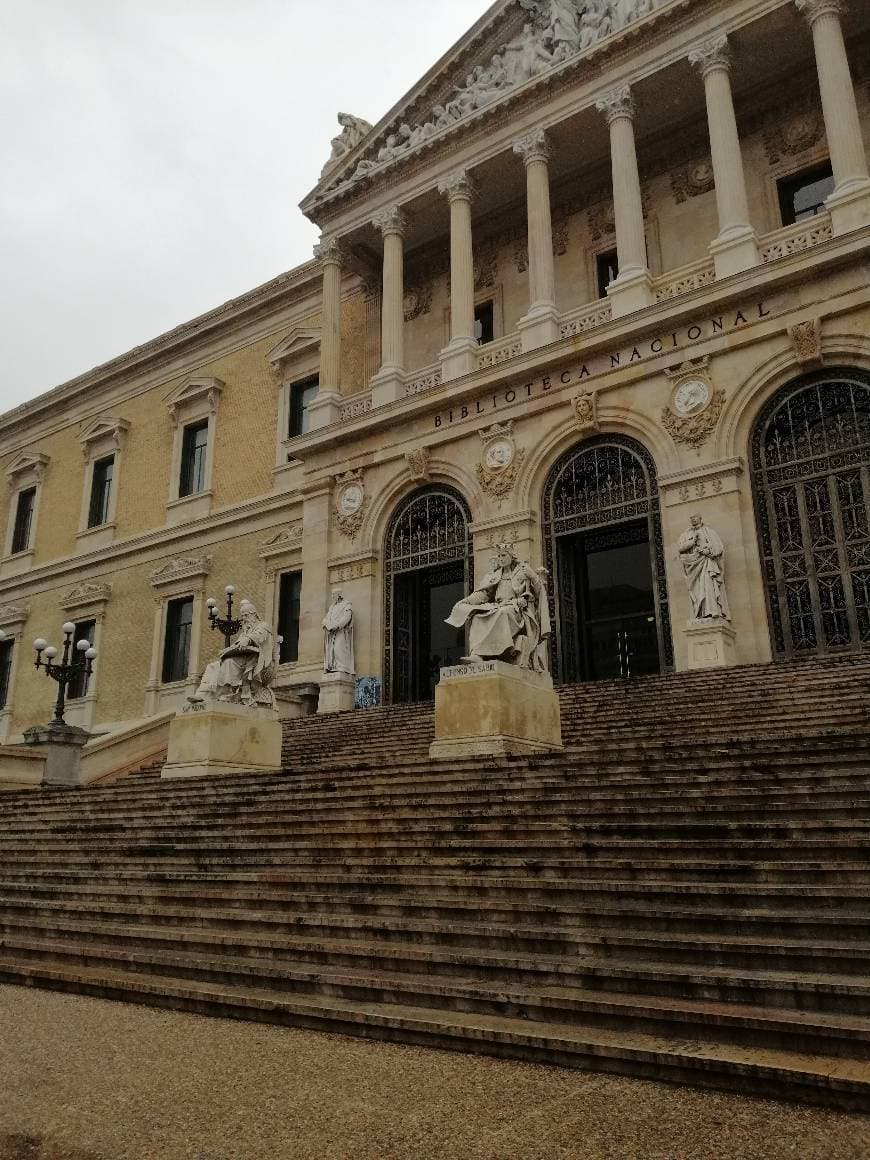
11,487,36,555
288,378,319,440
88,455,114,528
162,597,193,684
777,162,834,226
179,421,209,498
474,300,495,345
596,248,619,298
0,639,13,710
67,619,96,700
277,571,302,664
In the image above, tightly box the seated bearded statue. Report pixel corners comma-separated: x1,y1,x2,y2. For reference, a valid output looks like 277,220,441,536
446,545,551,671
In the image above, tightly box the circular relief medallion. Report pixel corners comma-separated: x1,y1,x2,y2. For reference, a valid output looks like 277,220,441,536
484,439,514,471
673,378,711,417
339,483,364,514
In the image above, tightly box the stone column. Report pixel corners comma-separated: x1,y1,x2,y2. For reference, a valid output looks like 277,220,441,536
595,85,654,316
795,0,870,234
308,235,344,429
513,129,560,351
370,206,409,405
688,35,760,277
438,169,478,381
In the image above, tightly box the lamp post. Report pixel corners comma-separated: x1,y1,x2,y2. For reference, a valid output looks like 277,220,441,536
33,622,97,727
206,584,240,648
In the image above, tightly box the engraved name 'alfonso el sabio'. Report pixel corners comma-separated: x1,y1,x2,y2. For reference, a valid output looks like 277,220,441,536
446,543,551,670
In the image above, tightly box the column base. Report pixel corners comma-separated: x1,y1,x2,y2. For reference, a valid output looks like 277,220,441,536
518,303,560,351
439,337,478,382
709,225,760,278
429,660,563,759
24,723,90,788
370,365,406,407
826,179,870,236
605,268,655,318
685,618,737,670
161,701,282,780
317,671,356,714
306,389,343,430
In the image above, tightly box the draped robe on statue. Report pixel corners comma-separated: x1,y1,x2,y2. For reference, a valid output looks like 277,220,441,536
323,596,355,675
196,616,276,708
678,521,730,620
446,560,551,671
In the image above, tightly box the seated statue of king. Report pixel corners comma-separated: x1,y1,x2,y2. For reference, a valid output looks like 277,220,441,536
193,599,276,709
445,544,551,671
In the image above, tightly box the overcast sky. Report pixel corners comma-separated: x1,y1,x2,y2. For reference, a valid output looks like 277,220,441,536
0,0,493,413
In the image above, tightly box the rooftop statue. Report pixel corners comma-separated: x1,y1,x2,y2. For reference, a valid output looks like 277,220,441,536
192,600,276,709
446,544,551,671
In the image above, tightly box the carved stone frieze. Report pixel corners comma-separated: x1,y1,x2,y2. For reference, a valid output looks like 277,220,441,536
403,283,433,321
405,447,431,481
473,243,499,290
259,525,304,559
788,319,823,364
61,582,112,612
588,201,616,242
670,159,716,204
762,108,825,165
328,555,377,586
0,604,29,629
150,555,212,588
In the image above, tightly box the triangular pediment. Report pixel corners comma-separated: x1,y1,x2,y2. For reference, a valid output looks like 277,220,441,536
267,328,322,369
303,0,670,212
164,377,224,424
78,415,130,451
5,450,49,483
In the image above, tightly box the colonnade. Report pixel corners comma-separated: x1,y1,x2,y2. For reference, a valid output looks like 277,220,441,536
313,0,869,412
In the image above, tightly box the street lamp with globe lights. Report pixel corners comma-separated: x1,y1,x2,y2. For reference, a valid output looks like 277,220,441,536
33,621,97,726
206,584,241,649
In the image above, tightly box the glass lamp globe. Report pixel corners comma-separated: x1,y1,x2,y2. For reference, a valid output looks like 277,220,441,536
33,638,47,652
76,639,89,652
85,648,97,661
62,622,76,636
44,646,58,659
225,584,235,595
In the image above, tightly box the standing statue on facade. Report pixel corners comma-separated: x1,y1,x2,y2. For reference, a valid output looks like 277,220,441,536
678,514,731,620
322,590,355,675
193,600,276,708
446,544,551,670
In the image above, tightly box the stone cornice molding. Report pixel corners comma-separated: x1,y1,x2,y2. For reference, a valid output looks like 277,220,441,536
150,555,212,589
165,377,224,428
0,603,29,630
313,235,345,266
61,581,112,614
438,169,477,204
795,0,846,25
688,33,731,77
595,84,636,124
371,206,410,238
512,128,551,167
5,451,49,487
258,524,304,560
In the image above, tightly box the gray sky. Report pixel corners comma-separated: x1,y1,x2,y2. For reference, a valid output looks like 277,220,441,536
0,0,493,413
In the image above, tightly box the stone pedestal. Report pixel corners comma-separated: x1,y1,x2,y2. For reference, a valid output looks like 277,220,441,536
306,389,342,430
161,701,282,780
439,336,478,382
429,660,563,759
317,671,356,714
685,618,737,670
23,722,91,788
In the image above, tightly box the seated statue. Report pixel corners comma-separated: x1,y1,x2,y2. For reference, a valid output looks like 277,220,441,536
192,599,276,709
446,544,551,671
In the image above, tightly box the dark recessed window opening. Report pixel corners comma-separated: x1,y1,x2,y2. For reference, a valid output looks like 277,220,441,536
596,248,619,299
777,162,834,226
11,487,36,555
67,619,96,700
0,638,13,710
88,455,114,528
277,571,302,664
162,597,193,684
179,420,209,498
288,378,319,441
474,300,495,345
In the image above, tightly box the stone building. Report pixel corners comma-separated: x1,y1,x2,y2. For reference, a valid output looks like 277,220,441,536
0,0,868,739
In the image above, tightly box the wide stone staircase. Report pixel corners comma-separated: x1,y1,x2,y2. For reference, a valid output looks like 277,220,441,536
0,656,869,1107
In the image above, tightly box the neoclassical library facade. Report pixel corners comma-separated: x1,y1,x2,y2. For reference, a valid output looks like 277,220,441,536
0,0,868,738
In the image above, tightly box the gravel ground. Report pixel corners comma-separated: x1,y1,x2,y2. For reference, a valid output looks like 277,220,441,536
1,984,868,1160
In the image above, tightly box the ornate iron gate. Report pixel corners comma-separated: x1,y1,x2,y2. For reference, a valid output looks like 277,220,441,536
751,368,870,659
542,435,672,682
383,486,472,702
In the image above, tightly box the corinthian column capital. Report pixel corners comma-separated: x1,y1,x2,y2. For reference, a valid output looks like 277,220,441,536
688,33,731,77
795,0,847,24
371,206,410,238
313,235,345,265
437,169,477,203
595,84,636,124
513,128,551,166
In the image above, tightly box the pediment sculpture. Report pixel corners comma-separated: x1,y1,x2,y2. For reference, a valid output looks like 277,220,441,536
320,112,373,177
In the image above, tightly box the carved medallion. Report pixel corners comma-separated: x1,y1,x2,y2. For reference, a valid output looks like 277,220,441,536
476,421,524,503
670,159,715,204
333,469,367,539
662,372,725,449
403,284,433,322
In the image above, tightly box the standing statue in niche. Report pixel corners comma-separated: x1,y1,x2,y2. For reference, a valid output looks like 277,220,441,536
678,514,731,621
193,600,276,708
446,544,551,671
323,590,355,675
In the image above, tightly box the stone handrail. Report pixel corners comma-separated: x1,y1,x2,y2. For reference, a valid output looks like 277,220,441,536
404,364,443,396
654,257,716,301
759,213,833,263
339,391,373,421
560,299,612,339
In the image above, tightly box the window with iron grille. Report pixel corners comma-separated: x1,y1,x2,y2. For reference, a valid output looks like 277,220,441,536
11,488,35,555
179,421,209,497
277,571,302,664
162,597,193,683
88,456,114,528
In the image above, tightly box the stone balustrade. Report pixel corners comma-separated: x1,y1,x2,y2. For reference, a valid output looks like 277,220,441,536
759,213,834,262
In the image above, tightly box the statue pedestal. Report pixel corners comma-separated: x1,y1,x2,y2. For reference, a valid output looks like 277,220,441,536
685,618,737,670
317,671,356,714
429,660,563,759
161,701,282,780
24,722,90,788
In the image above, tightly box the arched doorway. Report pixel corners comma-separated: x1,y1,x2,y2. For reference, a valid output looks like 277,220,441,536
751,368,870,659
542,435,672,682
383,486,473,702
